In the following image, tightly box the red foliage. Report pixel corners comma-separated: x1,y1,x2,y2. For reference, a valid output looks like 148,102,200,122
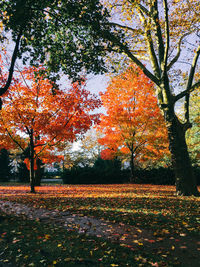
0,60,101,167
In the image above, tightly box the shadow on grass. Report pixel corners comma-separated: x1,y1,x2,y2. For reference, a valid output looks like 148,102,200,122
0,211,167,267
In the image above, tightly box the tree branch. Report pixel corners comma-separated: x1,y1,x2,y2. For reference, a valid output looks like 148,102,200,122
167,32,192,71
162,0,170,73
174,82,199,102
108,22,143,34
186,45,200,92
191,80,200,91
0,30,22,97
184,45,200,122
141,11,160,78
104,30,160,86
174,46,200,125
150,0,165,66
0,116,25,152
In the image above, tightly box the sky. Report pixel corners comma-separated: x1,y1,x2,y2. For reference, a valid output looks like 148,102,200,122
86,74,110,96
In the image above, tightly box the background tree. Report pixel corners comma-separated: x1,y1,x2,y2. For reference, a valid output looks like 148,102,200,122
61,129,103,169
186,89,200,166
0,148,12,182
79,129,103,162
62,156,123,184
93,0,200,195
15,159,30,183
98,65,169,182
0,65,101,192
1,0,200,195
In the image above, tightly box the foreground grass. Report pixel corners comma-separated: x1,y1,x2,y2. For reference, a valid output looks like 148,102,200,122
0,211,164,267
0,184,199,236
0,184,199,266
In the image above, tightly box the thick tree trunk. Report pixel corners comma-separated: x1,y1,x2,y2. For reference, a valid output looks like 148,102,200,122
167,116,199,196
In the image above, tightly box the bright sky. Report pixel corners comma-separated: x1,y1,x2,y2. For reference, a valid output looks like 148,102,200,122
86,74,110,95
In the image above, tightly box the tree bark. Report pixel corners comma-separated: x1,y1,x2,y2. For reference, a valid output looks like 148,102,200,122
35,158,42,186
167,115,199,196
29,130,35,193
129,151,135,183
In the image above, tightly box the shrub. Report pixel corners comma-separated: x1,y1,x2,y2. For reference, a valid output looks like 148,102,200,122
62,158,123,184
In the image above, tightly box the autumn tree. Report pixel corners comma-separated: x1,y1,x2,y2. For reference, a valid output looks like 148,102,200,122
75,129,103,166
96,0,200,195
0,65,101,192
60,129,103,170
97,65,169,182
1,1,200,195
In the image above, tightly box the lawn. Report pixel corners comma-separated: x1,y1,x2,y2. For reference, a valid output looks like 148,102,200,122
0,184,199,266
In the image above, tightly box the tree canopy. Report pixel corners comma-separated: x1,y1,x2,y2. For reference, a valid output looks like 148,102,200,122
0,0,115,98
100,0,200,195
0,0,200,195
98,65,169,180
0,61,101,192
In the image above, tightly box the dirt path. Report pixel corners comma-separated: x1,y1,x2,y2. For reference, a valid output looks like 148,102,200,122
0,200,199,266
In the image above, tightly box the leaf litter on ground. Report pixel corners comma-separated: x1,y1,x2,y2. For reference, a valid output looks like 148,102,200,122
0,184,199,266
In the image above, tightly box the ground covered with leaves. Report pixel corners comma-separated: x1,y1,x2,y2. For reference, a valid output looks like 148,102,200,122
0,184,199,266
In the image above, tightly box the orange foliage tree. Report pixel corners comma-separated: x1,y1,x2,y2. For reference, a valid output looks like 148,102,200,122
97,65,169,182
0,65,101,192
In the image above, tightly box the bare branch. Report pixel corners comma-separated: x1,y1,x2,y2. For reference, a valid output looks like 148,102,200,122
191,80,200,91
175,46,200,103
108,22,143,34
185,44,200,122
167,32,192,70
186,45,200,92
101,28,160,85
174,85,197,102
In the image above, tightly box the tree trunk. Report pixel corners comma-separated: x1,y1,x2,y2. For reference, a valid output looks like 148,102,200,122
29,130,35,193
129,152,134,183
35,158,42,186
167,116,199,196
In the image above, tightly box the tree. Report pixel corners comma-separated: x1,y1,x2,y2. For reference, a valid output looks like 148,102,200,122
0,0,111,105
1,0,200,195
0,65,101,192
97,65,169,182
15,158,30,183
186,89,200,166
0,148,12,181
62,156,123,184
61,129,103,169
94,0,200,195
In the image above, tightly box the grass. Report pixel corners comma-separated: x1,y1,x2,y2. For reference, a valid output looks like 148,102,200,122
0,184,199,235
0,212,164,267
0,184,200,266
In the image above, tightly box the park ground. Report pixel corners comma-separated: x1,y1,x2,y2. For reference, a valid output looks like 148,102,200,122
0,184,199,267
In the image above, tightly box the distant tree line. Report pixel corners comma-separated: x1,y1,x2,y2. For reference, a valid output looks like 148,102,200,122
1,148,199,185
62,157,200,185
0,148,43,183
0,148,12,182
